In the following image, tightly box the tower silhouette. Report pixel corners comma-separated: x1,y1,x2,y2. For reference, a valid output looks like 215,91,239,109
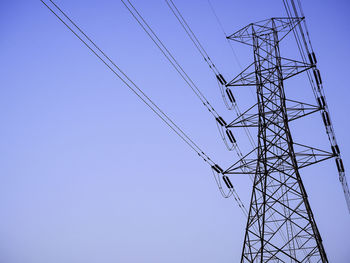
225,18,330,262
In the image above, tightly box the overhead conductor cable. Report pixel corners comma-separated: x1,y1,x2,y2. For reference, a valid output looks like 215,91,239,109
41,0,213,166
40,0,247,214
283,0,350,211
120,0,248,212
164,0,256,149
120,0,240,151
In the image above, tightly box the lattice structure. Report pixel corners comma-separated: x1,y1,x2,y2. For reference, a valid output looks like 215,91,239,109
225,18,330,262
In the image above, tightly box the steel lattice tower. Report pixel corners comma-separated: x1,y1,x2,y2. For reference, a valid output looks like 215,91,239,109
224,18,332,262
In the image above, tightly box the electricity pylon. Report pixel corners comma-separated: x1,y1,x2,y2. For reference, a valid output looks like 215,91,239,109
224,18,331,262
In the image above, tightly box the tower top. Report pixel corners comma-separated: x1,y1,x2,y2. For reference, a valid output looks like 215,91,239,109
227,17,304,46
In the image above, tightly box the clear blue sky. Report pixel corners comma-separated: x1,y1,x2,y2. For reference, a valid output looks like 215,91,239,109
1,0,350,262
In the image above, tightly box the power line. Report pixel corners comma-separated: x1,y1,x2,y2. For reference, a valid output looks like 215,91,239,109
163,2,262,214
121,0,219,119
40,0,248,214
121,0,248,213
40,0,214,166
207,0,243,70
165,0,256,150
282,0,350,212
120,0,249,154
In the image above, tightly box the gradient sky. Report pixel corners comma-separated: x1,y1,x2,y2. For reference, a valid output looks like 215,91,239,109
1,0,350,262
